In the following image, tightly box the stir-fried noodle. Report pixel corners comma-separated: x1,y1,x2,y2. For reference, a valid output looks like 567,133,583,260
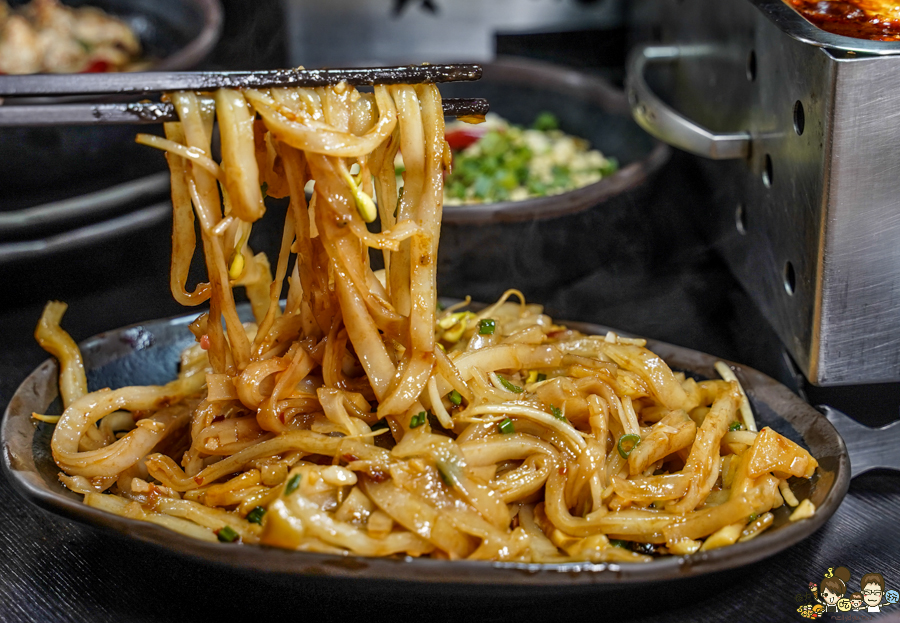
36,80,818,561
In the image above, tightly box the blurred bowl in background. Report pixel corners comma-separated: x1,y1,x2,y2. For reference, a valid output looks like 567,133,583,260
0,0,223,192
435,57,670,306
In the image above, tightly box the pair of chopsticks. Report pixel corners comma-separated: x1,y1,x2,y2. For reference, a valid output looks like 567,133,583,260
0,64,488,127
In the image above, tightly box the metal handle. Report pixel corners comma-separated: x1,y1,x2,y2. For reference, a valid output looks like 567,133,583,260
625,44,751,160
821,405,900,478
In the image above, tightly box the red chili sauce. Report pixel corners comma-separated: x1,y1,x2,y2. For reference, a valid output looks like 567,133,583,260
788,0,900,40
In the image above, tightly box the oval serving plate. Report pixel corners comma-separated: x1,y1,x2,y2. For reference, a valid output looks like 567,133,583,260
1,305,849,589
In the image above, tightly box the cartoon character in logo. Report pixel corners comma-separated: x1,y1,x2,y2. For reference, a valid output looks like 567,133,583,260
814,567,852,613
797,603,824,619
859,572,898,613
800,566,897,618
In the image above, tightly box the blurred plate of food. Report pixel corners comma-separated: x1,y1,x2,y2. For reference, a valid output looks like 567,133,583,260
434,57,670,307
0,0,144,74
0,0,222,194
436,57,667,224
440,110,619,206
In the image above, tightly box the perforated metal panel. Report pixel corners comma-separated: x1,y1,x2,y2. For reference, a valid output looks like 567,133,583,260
633,0,900,385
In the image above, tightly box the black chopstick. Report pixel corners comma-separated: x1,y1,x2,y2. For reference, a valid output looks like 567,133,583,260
0,97,489,127
0,64,482,98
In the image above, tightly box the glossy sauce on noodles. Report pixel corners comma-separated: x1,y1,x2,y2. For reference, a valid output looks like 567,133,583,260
35,79,821,563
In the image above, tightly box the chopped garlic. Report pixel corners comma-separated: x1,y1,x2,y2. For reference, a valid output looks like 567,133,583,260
789,499,816,521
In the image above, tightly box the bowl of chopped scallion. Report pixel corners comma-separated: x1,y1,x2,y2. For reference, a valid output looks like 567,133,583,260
435,57,670,306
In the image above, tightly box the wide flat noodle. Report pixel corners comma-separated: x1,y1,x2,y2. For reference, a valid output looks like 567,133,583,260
38,80,819,562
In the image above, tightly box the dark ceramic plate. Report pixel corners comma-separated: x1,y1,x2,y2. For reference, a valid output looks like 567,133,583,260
1,305,850,589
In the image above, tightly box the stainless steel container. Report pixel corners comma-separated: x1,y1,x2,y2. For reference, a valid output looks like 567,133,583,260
627,0,900,386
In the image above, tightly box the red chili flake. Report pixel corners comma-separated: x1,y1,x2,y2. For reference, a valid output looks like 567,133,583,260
81,60,110,73
193,476,204,485
199,334,210,350
558,465,568,475
145,484,162,507
342,454,360,463
367,468,389,483
444,127,485,151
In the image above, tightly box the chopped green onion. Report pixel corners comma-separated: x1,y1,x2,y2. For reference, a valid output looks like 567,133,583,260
525,370,549,384
748,513,759,523
217,526,239,543
437,300,445,311
550,164,571,189
260,181,268,198
410,411,428,428
549,405,565,421
444,113,617,204
478,318,496,335
498,417,515,434
497,375,523,394
247,506,266,524
284,473,301,495
609,539,629,549
729,421,743,431
532,111,560,132
600,157,619,177
371,419,390,430
617,434,641,459
436,456,462,487
448,390,462,406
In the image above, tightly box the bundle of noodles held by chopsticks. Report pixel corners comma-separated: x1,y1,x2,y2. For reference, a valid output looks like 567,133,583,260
33,79,819,561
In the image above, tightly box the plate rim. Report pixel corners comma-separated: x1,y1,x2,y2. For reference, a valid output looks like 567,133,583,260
1,307,851,586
